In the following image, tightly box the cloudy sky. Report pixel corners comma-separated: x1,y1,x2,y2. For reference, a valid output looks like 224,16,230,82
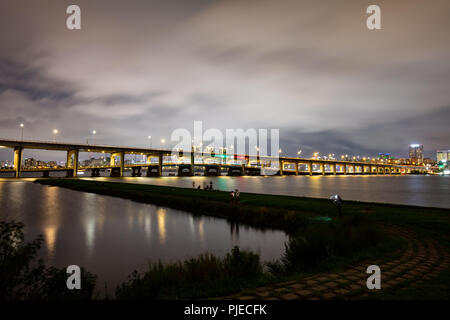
1,0,450,160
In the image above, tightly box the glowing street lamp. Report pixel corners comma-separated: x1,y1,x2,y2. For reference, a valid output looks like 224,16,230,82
92,130,97,145
161,138,166,149
53,129,58,142
19,123,24,141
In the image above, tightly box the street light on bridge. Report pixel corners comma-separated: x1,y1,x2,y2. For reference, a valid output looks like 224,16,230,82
161,138,166,149
19,123,24,141
148,136,152,148
53,129,58,142
92,130,97,145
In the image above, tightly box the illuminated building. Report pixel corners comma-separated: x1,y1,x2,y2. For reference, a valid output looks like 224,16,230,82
437,150,450,162
409,144,423,164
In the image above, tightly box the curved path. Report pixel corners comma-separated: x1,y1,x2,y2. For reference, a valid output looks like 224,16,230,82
221,225,450,300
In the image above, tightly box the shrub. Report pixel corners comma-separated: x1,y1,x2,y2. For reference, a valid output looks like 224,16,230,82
116,246,263,299
0,220,96,300
267,215,392,275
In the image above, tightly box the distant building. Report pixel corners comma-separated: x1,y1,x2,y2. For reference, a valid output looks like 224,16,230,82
409,144,423,164
437,150,450,163
24,157,37,168
423,158,436,166
378,152,392,160
397,158,411,165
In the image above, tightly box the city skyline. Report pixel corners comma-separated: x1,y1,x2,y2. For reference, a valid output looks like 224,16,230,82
1,0,450,160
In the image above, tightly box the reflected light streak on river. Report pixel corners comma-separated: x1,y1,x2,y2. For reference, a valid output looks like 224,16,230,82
0,180,288,291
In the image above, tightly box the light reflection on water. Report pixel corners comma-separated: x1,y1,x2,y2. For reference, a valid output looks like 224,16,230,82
0,180,287,290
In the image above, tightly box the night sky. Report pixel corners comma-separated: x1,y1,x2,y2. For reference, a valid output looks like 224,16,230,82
1,0,450,160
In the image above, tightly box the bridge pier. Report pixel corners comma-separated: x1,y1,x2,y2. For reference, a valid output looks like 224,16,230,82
332,163,337,175
146,165,161,177
66,149,79,177
227,166,244,176
158,153,163,176
13,147,23,178
320,163,325,175
308,163,313,176
295,162,299,175
190,151,195,175
178,164,193,176
91,168,101,177
245,167,261,176
65,169,74,177
131,166,142,177
279,160,284,176
205,164,220,176
110,152,125,177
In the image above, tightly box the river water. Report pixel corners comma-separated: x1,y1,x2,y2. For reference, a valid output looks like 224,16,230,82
0,179,287,293
0,175,448,294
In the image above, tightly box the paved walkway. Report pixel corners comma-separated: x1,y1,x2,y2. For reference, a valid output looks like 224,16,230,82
221,225,450,300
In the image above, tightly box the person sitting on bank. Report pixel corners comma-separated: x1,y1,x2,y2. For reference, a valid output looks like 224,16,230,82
230,190,235,202
234,189,240,203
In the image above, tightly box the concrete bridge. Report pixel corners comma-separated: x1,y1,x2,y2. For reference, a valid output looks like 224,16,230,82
0,138,428,178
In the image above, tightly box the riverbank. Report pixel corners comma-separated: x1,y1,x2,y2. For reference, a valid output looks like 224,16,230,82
35,178,450,234
34,178,450,299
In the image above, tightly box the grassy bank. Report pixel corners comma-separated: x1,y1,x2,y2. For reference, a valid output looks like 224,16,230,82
34,178,450,235
33,178,450,299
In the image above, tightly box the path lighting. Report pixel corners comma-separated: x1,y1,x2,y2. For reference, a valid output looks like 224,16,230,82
330,194,343,217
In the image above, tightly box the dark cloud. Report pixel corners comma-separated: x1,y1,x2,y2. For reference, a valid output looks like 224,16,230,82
0,59,76,102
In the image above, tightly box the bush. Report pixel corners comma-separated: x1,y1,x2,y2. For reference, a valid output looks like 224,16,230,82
267,215,393,275
0,220,96,300
116,246,263,299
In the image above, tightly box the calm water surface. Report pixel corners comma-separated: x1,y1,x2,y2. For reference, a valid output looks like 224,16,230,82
0,180,287,291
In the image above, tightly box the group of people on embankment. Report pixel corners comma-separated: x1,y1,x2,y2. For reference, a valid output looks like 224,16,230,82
192,180,240,203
